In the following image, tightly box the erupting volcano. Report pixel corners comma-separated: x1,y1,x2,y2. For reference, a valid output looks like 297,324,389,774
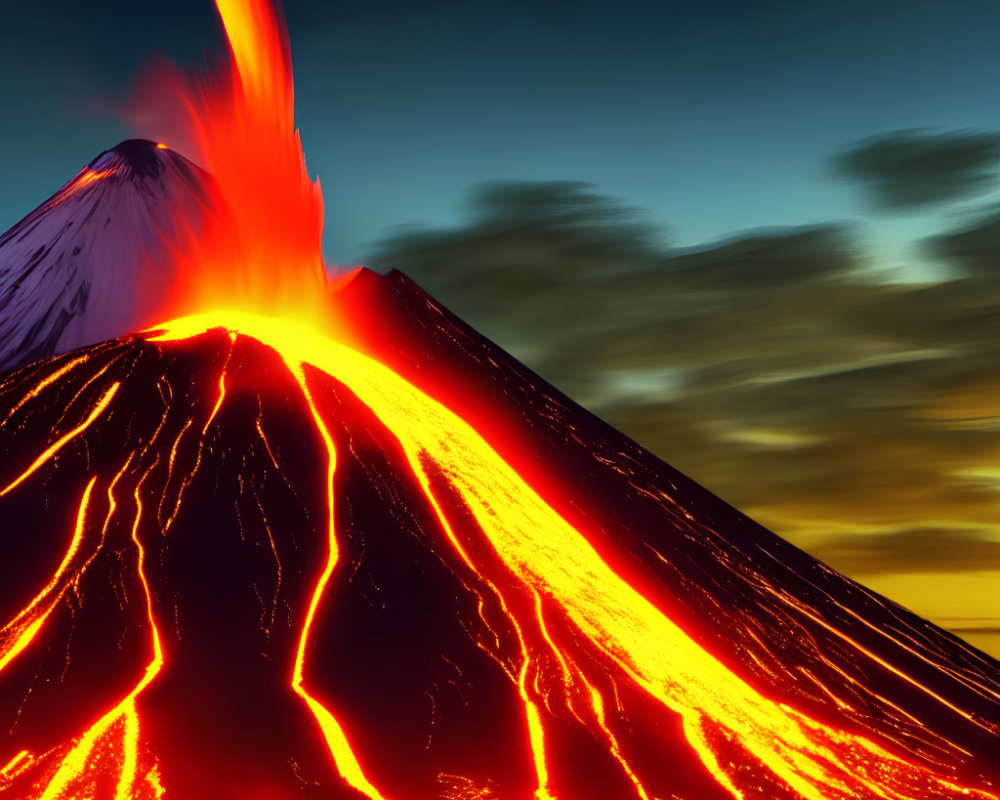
0,2,998,799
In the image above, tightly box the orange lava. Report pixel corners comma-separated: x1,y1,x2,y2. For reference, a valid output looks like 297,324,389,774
145,311,999,800
137,0,328,326
2,311,995,798
50,167,116,206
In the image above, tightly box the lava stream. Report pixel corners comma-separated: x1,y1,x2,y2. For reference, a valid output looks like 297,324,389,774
141,311,996,800
0,309,997,798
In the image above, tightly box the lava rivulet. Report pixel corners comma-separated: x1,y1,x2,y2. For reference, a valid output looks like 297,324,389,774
0,302,997,799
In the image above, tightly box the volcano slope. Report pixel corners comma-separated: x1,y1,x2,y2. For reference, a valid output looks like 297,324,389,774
0,268,998,800
0,140,210,374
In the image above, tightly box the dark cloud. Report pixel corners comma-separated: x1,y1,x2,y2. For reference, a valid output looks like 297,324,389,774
830,129,1000,211
367,181,666,365
463,181,662,248
367,179,1000,602
369,181,663,292
666,226,857,289
925,210,1000,278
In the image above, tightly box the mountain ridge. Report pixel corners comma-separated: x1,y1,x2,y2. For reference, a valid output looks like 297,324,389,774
0,139,210,373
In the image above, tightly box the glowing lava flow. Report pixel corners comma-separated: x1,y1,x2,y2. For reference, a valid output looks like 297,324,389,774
139,310,998,800
35,468,164,800
0,479,98,676
0,306,997,798
288,364,388,800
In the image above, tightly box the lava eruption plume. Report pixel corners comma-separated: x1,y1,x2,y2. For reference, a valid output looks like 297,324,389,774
0,1,998,799
128,0,328,324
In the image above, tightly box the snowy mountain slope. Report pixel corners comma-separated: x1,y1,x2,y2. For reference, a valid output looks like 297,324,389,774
0,140,210,373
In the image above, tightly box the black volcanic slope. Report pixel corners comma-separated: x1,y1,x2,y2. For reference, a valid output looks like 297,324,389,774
0,140,210,374
0,269,997,800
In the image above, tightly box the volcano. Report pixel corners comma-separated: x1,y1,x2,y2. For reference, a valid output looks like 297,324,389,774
0,141,210,374
0,259,999,799
2,0,1000,796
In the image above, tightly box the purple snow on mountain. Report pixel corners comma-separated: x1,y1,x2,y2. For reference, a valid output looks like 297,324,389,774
0,140,210,373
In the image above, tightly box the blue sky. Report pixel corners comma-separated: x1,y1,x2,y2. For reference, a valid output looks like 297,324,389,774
3,0,1000,267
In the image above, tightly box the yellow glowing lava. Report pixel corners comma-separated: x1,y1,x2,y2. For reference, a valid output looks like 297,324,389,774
0,479,97,674
0,382,119,498
0,305,994,798
287,361,388,800
36,463,164,800
144,310,996,800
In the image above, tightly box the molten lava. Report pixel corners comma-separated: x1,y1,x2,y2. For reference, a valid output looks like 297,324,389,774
1,0,999,798
135,0,327,324
0,297,997,798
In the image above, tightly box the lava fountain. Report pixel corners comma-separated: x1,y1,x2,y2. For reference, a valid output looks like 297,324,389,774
0,1,998,799
135,0,328,325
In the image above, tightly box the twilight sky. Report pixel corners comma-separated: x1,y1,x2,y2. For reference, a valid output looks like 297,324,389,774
4,0,1000,265
3,0,1000,655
